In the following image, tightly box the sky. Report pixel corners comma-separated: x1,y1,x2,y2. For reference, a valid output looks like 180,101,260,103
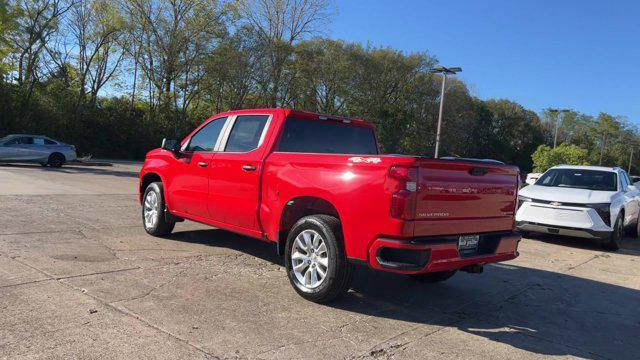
329,0,640,123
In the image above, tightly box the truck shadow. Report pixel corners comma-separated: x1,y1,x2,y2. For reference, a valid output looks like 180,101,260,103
167,228,639,359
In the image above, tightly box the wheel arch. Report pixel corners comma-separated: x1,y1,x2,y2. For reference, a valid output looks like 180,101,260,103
139,172,163,203
277,196,342,255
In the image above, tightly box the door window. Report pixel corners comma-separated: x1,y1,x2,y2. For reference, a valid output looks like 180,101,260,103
224,115,269,152
186,117,227,152
6,137,32,145
33,138,46,145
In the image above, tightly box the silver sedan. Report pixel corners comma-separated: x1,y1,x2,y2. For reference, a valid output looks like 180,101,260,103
0,134,77,167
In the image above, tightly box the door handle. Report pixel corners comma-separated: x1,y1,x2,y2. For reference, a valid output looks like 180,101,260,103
197,162,208,167
242,165,256,171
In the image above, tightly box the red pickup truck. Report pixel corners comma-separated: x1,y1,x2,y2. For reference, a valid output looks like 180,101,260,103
139,108,521,302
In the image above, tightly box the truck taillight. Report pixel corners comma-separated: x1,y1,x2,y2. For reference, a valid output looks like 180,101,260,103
389,166,418,219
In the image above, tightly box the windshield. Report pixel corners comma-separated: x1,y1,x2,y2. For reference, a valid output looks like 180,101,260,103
536,169,618,191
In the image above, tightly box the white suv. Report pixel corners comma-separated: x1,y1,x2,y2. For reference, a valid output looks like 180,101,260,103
516,165,640,250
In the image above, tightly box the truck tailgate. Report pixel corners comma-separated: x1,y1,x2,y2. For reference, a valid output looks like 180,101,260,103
413,159,519,237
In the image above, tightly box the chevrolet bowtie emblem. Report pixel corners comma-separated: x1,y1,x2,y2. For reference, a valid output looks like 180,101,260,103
550,201,562,206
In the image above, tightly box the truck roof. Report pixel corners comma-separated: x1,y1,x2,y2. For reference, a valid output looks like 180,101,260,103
213,108,373,128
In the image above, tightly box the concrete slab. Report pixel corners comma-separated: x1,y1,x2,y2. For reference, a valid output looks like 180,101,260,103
0,281,207,359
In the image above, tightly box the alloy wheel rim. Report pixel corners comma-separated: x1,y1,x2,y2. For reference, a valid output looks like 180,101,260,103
143,190,159,229
291,229,329,290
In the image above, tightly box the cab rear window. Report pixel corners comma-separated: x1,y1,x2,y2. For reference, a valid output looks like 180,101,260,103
277,118,378,155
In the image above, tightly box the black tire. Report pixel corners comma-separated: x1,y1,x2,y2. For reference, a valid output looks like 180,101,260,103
142,182,175,236
603,214,623,251
47,153,65,167
284,215,353,303
410,270,457,283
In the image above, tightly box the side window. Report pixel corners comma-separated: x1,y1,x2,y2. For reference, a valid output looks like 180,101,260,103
224,115,269,152
44,138,57,145
9,137,32,145
621,171,630,189
186,117,226,152
33,138,45,145
5,138,19,145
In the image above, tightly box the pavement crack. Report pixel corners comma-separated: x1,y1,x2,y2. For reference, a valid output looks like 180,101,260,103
0,278,53,289
565,253,604,271
111,267,189,304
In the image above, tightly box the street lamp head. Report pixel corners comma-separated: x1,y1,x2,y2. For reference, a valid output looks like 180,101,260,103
548,108,571,113
429,66,462,74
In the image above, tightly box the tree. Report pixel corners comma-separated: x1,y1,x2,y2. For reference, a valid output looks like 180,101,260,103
121,0,227,129
0,0,16,78
531,144,589,173
200,26,261,112
483,99,546,171
69,0,125,108
237,0,330,106
10,0,73,103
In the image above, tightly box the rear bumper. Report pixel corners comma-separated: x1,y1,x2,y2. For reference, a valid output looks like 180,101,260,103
517,221,610,241
366,231,520,274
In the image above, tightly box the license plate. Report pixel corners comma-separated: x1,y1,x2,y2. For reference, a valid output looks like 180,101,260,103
458,235,479,251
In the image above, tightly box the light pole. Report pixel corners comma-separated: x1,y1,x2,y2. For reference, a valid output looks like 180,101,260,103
548,108,571,148
429,66,462,158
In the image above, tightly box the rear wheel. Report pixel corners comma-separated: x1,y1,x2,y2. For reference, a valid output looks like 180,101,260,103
47,153,65,168
410,270,457,283
603,214,623,251
285,215,353,303
142,182,175,236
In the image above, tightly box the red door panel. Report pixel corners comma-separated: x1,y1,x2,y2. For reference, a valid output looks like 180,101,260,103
208,114,271,231
208,154,261,229
167,152,214,218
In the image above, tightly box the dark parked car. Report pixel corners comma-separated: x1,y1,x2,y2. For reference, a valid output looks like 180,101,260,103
0,134,77,167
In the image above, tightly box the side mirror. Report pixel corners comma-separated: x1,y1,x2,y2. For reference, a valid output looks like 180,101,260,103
525,178,536,186
161,138,180,157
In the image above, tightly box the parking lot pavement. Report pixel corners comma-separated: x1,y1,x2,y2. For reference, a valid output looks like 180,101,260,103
0,163,639,359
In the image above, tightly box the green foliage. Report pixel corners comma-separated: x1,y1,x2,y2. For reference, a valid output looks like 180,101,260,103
0,0,16,77
531,144,589,173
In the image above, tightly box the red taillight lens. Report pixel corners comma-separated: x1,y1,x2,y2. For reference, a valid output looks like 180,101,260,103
389,166,411,180
389,166,418,219
391,190,413,219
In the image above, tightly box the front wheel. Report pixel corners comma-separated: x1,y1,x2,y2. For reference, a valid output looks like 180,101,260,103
410,270,457,283
285,215,353,303
47,153,65,168
602,215,623,251
142,182,175,236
